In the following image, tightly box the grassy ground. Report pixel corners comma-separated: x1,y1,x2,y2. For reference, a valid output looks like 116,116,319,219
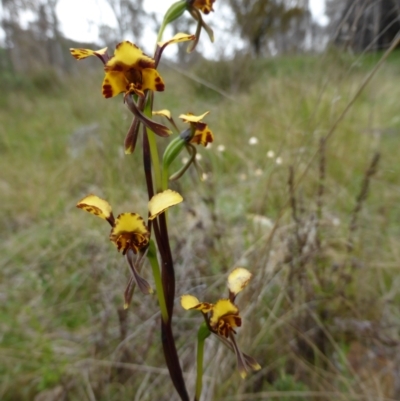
1,49,400,400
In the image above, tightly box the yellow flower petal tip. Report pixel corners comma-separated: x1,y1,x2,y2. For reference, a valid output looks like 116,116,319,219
110,213,149,254
158,32,196,48
76,194,113,220
153,109,172,119
228,268,252,296
148,190,183,220
179,111,210,123
70,47,108,60
181,294,200,310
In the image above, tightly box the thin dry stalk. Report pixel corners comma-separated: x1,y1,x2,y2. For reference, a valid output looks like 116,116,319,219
316,136,326,249
347,152,380,252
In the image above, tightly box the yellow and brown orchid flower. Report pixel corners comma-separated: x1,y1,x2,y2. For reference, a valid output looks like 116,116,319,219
70,41,164,99
76,194,152,304
185,0,215,52
181,267,261,378
179,111,214,147
191,0,216,14
70,41,173,141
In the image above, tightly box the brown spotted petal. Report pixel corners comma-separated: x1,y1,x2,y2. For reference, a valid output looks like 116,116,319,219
209,299,241,337
70,47,110,64
102,70,129,98
180,294,213,313
179,112,213,146
109,213,149,254
125,95,171,137
191,122,214,146
107,41,155,71
76,194,114,226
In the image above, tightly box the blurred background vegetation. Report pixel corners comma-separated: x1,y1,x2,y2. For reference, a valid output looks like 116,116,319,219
2,0,400,400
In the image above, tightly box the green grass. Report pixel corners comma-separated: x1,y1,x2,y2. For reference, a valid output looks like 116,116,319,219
1,50,400,400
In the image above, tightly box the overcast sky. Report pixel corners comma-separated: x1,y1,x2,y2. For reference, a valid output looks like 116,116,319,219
55,0,327,57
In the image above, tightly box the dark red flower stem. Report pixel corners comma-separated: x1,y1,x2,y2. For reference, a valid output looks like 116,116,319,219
142,125,189,401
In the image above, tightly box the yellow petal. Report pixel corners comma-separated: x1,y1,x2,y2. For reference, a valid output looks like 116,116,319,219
102,70,128,98
181,294,201,310
158,32,196,48
107,41,155,70
180,295,213,312
227,268,252,296
142,68,165,92
179,111,209,123
209,299,239,328
148,190,183,220
110,213,149,254
191,123,214,146
76,194,112,220
70,47,108,60
153,109,172,119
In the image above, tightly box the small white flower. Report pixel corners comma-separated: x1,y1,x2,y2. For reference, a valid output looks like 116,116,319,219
276,157,282,165
239,173,247,181
201,173,208,181
205,142,213,149
249,137,258,145
217,145,225,152
267,150,275,158
195,153,202,161
255,168,263,176
182,157,189,164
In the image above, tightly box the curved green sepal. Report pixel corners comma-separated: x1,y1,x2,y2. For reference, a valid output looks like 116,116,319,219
162,129,191,170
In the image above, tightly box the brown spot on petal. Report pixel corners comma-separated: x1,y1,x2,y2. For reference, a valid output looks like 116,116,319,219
125,68,142,84
112,63,124,72
155,82,165,91
233,316,242,327
102,83,113,98
155,77,161,83
138,58,155,69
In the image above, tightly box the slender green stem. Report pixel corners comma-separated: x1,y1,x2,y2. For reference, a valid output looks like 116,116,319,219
195,323,211,401
162,162,170,191
147,128,162,192
147,239,168,323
